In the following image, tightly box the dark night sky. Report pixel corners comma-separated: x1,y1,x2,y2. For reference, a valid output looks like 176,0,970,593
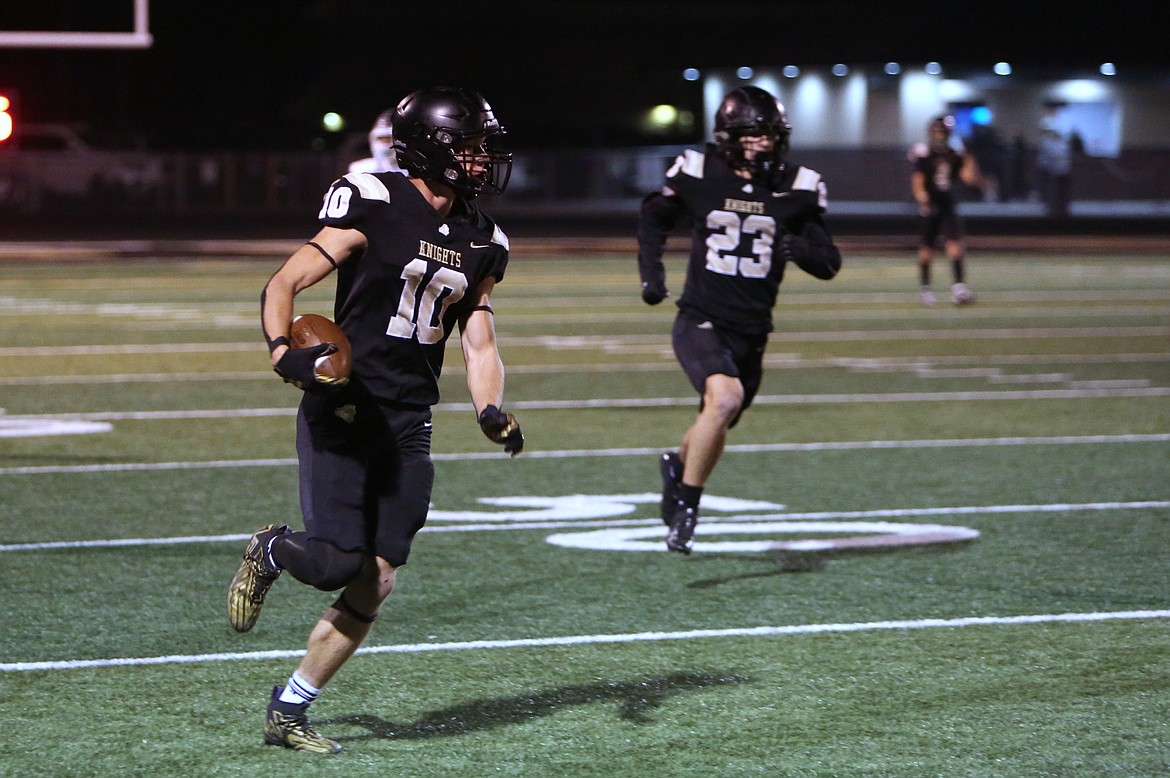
1,1,1167,150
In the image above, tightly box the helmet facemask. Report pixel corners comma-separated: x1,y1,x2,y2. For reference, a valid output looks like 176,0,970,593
445,130,512,196
368,110,395,168
715,123,790,177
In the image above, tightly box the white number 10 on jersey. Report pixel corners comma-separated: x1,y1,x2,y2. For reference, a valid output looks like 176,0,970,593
387,258,468,344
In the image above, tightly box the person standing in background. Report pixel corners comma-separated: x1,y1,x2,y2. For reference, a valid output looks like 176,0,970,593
1035,127,1072,218
908,115,982,306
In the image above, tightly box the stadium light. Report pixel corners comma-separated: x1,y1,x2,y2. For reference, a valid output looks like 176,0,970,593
322,112,344,132
1100,62,1117,76
682,68,701,81
884,62,901,75
925,62,943,75
783,65,800,78
994,62,1012,76
1053,79,1110,101
736,66,754,79
648,104,679,127
832,64,849,77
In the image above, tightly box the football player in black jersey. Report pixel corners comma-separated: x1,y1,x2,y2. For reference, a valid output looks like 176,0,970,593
909,115,981,306
637,86,842,555
227,86,524,754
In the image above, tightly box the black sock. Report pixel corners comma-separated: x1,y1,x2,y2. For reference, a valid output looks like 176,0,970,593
952,258,965,284
919,263,931,287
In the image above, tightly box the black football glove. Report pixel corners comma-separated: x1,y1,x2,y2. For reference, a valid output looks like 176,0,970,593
274,342,338,392
779,224,842,280
638,259,668,305
478,404,524,456
641,277,669,305
778,232,810,264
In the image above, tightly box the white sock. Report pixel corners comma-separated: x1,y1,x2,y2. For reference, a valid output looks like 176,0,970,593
279,671,320,705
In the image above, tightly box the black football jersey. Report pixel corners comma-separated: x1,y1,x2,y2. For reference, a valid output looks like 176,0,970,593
316,171,509,406
910,143,966,205
665,145,830,333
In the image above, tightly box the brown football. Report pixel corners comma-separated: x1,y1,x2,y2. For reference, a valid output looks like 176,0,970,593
290,313,351,385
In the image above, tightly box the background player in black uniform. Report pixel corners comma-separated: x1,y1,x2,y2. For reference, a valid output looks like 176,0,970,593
227,86,524,754
637,86,842,554
909,115,981,306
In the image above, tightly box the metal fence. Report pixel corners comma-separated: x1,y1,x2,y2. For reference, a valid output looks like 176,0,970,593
3,145,1169,220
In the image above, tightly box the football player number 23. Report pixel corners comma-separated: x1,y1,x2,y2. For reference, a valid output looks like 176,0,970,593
388,258,467,344
705,210,774,278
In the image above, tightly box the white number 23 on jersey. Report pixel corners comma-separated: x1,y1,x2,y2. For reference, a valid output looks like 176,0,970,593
705,210,775,278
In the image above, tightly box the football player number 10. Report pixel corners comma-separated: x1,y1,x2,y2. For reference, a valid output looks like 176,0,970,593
705,210,775,278
318,185,468,345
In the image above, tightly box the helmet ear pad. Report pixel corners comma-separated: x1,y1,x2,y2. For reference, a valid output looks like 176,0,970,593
391,126,460,186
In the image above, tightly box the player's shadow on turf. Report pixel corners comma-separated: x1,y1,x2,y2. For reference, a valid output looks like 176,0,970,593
321,672,746,741
685,552,829,589
688,543,976,589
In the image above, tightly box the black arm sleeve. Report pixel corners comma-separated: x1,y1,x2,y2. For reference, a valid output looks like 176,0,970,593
636,191,684,288
780,219,842,280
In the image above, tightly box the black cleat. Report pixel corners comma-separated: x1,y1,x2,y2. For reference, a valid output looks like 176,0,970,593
659,451,683,525
666,504,698,555
228,524,288,633
264,686,341,754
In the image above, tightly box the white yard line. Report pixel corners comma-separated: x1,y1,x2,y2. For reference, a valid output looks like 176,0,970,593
2,433,1168,475
2,500,1166,551
2,384,1168,428
3,608,1167,673
2,325,1170,360
2,350,1168,386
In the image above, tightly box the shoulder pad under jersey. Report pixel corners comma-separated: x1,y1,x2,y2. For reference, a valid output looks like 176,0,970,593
490,223,510,252
791,166,829,210
665,148,706,181
340,171,391,203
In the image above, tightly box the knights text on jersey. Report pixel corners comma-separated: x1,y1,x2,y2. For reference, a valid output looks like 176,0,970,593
316,171,509,406
665,147,829,333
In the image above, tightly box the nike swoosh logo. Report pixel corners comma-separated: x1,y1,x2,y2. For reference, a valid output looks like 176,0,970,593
470,242,491,249
772,191,790,198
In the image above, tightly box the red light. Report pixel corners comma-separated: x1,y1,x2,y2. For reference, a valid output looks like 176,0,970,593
0,94,12,142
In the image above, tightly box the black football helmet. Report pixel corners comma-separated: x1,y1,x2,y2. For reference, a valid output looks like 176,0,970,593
391,86,512,196
713,86,792,176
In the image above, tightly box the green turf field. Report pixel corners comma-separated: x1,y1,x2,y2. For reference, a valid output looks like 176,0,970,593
1,249,1168,776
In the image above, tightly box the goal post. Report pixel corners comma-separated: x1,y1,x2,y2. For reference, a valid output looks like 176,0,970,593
0,0,152,49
